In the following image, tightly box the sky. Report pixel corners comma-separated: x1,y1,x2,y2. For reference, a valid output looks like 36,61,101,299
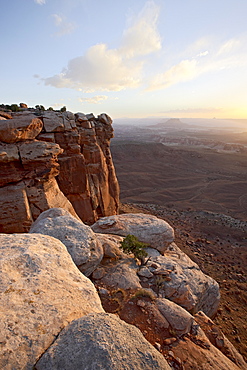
0,0,247,119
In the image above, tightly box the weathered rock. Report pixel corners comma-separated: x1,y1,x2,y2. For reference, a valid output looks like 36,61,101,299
35,313,171,370
150,243,220,317
157,298,194,336
25,177,78,220
0,111,12,119
138,266,154,278
92,256,142,290
20,103,28,109
0,233,103,370
0,182,33,232
96,233,124,258
0,110,119,232
91,213,174,253
168,326,242,370
0,115,43,143
29,208,103,276
194,311,247,370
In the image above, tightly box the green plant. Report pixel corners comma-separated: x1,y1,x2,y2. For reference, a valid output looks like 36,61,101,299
60,106,66,112
130,288,156,301
10,104,19,112
120,234,148,264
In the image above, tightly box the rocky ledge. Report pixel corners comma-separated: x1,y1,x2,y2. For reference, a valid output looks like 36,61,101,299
0,109,119,232
1,208,246,369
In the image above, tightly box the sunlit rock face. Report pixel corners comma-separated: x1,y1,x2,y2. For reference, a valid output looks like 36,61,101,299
0,110,119,232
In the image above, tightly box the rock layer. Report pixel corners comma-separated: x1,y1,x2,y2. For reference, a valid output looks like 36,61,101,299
0,110,119,232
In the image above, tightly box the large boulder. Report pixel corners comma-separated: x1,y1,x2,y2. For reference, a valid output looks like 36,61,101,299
0,115,43,143
0,233,103,370
29,208,103,276
91,213,174,254
35,312,171,370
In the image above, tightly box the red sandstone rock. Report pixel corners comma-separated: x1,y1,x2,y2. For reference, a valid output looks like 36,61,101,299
0,115,43,143
0,110,119,232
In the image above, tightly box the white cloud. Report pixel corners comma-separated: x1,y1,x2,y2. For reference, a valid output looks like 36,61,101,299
148,59,198,90
34,0,46,5
43,1,161,92
44,43,142,91
52,14,76,36
79,95,108,104
197,51,209,57
217,38,241,56
120,1,161,58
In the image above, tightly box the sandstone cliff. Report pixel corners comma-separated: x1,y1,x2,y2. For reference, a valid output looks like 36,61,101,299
0,109,119,232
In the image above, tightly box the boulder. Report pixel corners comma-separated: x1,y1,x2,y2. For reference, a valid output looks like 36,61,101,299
35,312,171,370
0,233,103,370
0,115,43,143
157,298,194,336
91,213,174,254
29,208,103,276
96,233,124,258
149,243,220,317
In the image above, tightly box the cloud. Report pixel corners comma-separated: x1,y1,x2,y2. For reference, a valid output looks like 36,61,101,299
52,14,76,36
44,43,142,91
120,1,161,58
217,38,241,56
147,33,247,91
43,1,161,92
148,59,198,91
197,51,209,57
34,0,46,4
79,95,108,104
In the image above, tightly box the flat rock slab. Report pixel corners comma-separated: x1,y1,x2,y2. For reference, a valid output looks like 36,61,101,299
36,312,171,370
0,233,103,370
30,208,103,276
0,116,43,143
91,213,174,254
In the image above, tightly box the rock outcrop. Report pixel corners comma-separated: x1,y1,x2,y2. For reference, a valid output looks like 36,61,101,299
0,209,246,369
0,110,119,233
0,233,103,370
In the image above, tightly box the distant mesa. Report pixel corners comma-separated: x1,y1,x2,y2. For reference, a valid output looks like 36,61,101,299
150,118,190,129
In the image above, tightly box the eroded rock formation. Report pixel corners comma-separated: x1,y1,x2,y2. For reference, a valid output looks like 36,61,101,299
0,110,119,232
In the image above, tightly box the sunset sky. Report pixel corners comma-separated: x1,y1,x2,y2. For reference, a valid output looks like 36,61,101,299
1,0,247,119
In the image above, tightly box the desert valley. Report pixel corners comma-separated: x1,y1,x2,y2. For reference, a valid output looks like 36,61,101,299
111,117,247,361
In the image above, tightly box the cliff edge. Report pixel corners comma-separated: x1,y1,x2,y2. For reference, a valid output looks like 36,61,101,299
0,109,119,232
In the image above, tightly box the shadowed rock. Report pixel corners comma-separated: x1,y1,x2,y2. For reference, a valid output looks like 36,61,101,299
35,313,171,370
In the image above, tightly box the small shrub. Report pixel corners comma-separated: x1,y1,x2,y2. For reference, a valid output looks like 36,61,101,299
120,234,148,264
60,106,66,112
130,288,156,301
10,104,19,112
